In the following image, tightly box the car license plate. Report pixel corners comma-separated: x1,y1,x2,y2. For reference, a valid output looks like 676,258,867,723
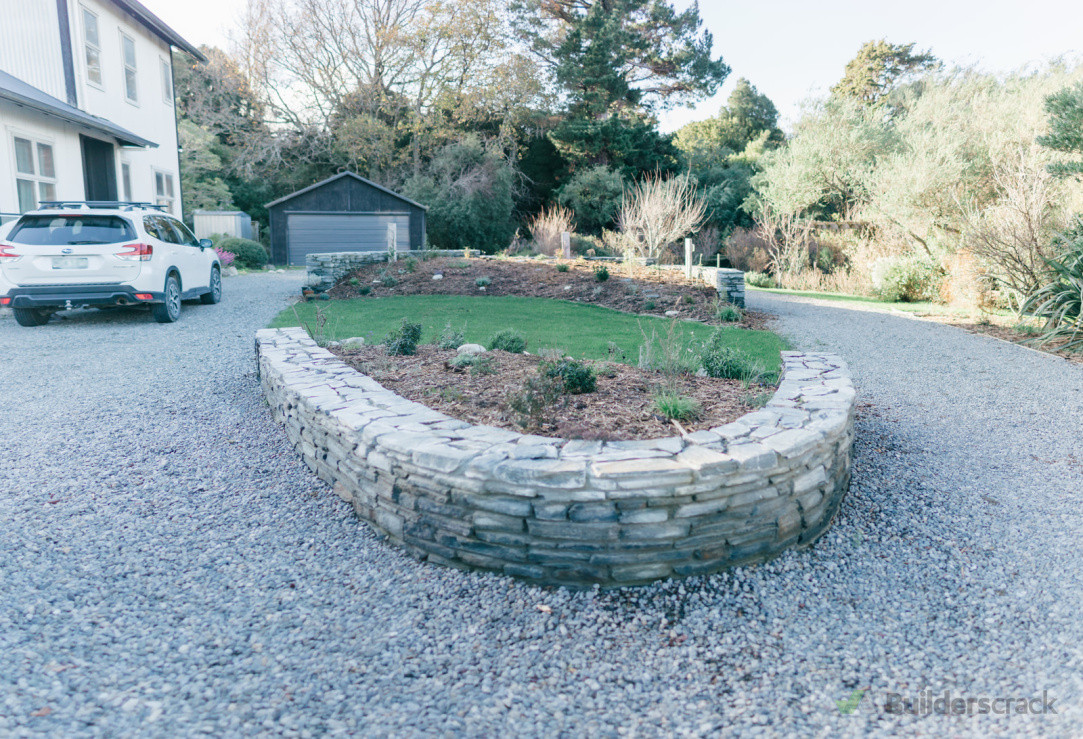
52,257,88,269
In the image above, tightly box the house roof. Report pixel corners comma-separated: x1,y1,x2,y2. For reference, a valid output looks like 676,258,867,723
112,0,207,61
265,171,429,210
0,71,157,148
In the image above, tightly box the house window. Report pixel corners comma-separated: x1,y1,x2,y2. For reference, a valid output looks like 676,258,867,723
82,8,102,86
155,171,174,213
160,58,173,104
121,33,138,103
121,162,132,201
13,137,57,213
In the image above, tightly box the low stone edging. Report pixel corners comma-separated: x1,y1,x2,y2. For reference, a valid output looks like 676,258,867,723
256,327,855,587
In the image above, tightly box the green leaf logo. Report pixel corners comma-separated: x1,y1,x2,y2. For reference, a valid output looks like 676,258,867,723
836,688,867,715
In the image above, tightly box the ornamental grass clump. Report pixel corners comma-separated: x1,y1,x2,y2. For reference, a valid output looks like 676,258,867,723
652,390,701,421
435,321,466,350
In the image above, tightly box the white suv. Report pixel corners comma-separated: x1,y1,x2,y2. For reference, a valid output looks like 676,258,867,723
0,202,222,326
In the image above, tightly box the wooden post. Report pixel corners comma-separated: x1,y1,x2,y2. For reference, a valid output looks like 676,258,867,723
684,238,693,278
561,231,571,259
716,254,720,269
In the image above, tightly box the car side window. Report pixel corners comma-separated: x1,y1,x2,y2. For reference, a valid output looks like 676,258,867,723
166,218,200,247
143,215,173,243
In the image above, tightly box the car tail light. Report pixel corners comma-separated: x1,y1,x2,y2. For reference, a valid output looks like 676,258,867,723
134,293,153,301
0,244,20,259
116,243,153,261
0,297,10,305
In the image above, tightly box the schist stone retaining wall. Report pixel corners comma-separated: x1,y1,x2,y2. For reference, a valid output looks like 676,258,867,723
256,327,855,587
304,252,745,307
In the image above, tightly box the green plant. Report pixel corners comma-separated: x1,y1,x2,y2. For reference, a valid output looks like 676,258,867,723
594,264,610,282
745,389,773,409
556,263,570,272
488,329,527,353
384,318,422,355
744,270,775,288
448,353,494,375
292,304,332,347
380,273,398,288
506,373,562,430
542,357,597,394
716,302,743,322
1022,243,1083,350
404,257,419,272
476,276,492,287
681,294,694,304
644,299,656,311
216,237,268,269
652,390,701,421
872,256,945,302
1011,321,1042,336
638,319,698,375
349,277,360,286
435,321,466,349
358,285,372,296
700,329,762,380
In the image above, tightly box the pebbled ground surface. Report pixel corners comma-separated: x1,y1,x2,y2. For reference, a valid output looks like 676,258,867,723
1,277,1081,736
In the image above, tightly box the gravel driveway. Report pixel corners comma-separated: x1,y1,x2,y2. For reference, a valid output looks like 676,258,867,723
1,278,1081,736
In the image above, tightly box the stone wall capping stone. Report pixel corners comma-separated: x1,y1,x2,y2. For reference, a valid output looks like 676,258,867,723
256,326,855,587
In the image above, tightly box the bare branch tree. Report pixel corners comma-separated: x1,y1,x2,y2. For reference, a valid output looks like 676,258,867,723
617,174,707,261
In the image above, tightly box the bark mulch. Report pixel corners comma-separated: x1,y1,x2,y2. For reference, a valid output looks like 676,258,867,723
333,344,760,441
328,256,769,330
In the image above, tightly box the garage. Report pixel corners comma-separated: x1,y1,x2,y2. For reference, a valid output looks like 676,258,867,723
266,172,427,266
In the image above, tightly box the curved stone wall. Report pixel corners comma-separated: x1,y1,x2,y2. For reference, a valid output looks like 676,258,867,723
256,327,856,587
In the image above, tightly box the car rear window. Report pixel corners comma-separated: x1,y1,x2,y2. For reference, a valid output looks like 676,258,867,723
7,215,136,245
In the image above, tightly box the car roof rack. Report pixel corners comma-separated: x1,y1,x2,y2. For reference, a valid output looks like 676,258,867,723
36,201,168,212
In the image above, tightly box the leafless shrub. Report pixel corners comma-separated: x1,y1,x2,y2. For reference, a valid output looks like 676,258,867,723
963,149,1067,303
529,206,576,256
725,227,772,272
755,207,816,283
618,175,707,261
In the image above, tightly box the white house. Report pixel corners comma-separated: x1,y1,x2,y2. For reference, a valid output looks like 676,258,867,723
0,0,204,224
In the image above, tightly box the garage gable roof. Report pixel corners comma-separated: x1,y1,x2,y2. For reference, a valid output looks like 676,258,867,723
265,171,428,211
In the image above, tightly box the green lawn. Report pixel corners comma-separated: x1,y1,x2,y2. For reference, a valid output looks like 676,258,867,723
272,295,786,371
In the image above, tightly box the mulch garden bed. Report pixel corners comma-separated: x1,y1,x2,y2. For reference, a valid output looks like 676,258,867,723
332,344,759,441
328,256,769,330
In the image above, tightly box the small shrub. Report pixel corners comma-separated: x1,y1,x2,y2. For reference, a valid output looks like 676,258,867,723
380,273,398,288
448,353,494,375
488,329,527,353
476,276,492,287
652,391,701,421
555,263,570,273
681,294,694,305
644,299,656,311
745,389,773,409
744,271,775,288
404,257,418,272
507,373,562,430
348,277,360,286
384,318,422,356
216,237,267,269
214,248,236,268
542,358,597,394
700,330,756,380
358,285,371,296
716,302,743,322
594,265,610,282
872,256,945,302
435,321,466,350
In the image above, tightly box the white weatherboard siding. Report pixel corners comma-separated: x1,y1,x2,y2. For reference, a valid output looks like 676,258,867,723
0,102,88,210
0,0,184,216
0,0,67,100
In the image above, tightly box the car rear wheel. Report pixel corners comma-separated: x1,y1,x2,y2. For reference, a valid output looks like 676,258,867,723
200,266,222,305
152,274,182,323
12,307,51,327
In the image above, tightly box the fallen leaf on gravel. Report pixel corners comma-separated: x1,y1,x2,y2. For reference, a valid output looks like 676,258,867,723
30,707,51,717
536,604,552,614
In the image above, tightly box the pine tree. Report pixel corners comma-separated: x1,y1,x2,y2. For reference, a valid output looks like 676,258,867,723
1038,83,1083,177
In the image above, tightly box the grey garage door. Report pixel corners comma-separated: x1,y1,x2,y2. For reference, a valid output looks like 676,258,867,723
286,213,410,265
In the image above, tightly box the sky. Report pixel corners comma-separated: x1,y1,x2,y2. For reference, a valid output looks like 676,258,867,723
148,0,1083,132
